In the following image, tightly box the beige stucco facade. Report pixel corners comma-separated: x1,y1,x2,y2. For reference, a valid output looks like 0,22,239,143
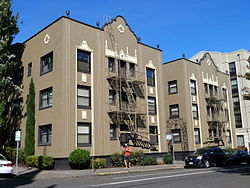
20,16,167,159
162,54,236,153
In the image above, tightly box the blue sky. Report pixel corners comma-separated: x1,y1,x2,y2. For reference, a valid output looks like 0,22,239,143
12,0,250,62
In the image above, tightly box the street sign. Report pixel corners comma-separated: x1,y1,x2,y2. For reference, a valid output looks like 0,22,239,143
166,134,173,141
15,130,21,141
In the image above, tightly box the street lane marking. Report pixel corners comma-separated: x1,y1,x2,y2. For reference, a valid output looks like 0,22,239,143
113,168,210,179
91,170,214,187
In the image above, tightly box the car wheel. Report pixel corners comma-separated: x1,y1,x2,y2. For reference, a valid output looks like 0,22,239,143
204,159,210,168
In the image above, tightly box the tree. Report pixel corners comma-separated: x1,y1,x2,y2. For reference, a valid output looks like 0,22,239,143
24,78,35,156
0,0,24,151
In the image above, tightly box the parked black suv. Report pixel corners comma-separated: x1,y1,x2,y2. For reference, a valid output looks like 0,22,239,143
185,146,226,168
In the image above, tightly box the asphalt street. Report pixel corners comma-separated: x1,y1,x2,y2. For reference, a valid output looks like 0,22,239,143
1,164,250,188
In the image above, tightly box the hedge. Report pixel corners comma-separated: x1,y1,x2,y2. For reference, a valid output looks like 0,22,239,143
68,148,91,169
26,155,54,170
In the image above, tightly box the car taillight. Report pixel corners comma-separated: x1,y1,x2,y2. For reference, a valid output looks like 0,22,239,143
4,163,13,167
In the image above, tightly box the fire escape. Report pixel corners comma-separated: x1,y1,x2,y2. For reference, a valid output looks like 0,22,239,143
105,17,157,151
204,84,229,146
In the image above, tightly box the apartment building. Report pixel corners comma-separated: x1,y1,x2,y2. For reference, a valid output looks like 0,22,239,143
20,16,167,163
162,53,236,158
191,50,250,151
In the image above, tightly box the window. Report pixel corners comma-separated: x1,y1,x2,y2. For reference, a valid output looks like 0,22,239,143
235,114,242,128
226,130,231,144
233,96,240,111
194,128,200,144
109,90,116,105
110,124,117,140
192,104,199,119
39,87,53,109
77,50,91,73
190,80,197,95
231,78,238,89
148,97,156,114
209,85,213,96
28,62,32,77
146,68,155,86
118,60,126,77
168,80,177,94
149,126,158,145
108,57,115,72
229,62,236,75
204,83,208,94
236,135,244,146
38,125,52,146
40,52,53,75
222,88,227,100
169,104,179,118
206,106,211,116
77,86,91,108
171,129,181,143
214,86,218,96
77,123,91,146
129,63,135,77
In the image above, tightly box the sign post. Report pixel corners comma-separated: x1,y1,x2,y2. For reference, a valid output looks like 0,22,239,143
15,130,21,175
166,134,175,165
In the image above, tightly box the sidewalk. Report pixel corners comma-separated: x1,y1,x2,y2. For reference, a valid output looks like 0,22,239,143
14,161,184,180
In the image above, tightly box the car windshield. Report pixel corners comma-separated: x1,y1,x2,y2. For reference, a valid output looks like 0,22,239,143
0,154,7,161
193,148,208,155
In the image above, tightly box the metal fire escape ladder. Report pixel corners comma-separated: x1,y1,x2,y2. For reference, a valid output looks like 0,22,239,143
105,17,156,150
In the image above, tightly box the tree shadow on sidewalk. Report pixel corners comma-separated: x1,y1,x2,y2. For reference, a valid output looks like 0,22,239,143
0,169,51,188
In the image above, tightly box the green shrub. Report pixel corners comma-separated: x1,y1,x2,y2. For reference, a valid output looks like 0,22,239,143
4,147,25,164
130,151,144,166
68,149,91,169
26,155,54,169
39,156,54,170
163,152,173,164
26,155,39,167
142,157,158,166
92,158,106,169
224,147,235,153
111,152,123,167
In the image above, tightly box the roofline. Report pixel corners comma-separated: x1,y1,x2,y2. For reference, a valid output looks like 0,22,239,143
23,16,103,44
22,16,162,52
163,58,197,65
138,42,162,52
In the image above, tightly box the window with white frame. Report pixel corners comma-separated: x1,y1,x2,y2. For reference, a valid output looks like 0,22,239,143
110,124,117,140
146,68,155,86
149,126,158,145
236,135,244,146
108,57,115,72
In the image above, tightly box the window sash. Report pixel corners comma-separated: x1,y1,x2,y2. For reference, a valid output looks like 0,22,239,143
39,125,52,145
77,123,91,145
194,128,200,144
172,129,181,143
170,105,179,118
108,57,115,72
148,97,156,114
190,80,196,95
77,87,91,108
168,81,177,94
40,88,53,109
192,104,198,119
40,52,53,74
77,50,91,73
146,68,155,86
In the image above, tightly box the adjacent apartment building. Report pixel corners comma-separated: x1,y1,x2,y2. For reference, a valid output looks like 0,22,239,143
162,53,236,157
191,50,250,151
20,16,167,162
